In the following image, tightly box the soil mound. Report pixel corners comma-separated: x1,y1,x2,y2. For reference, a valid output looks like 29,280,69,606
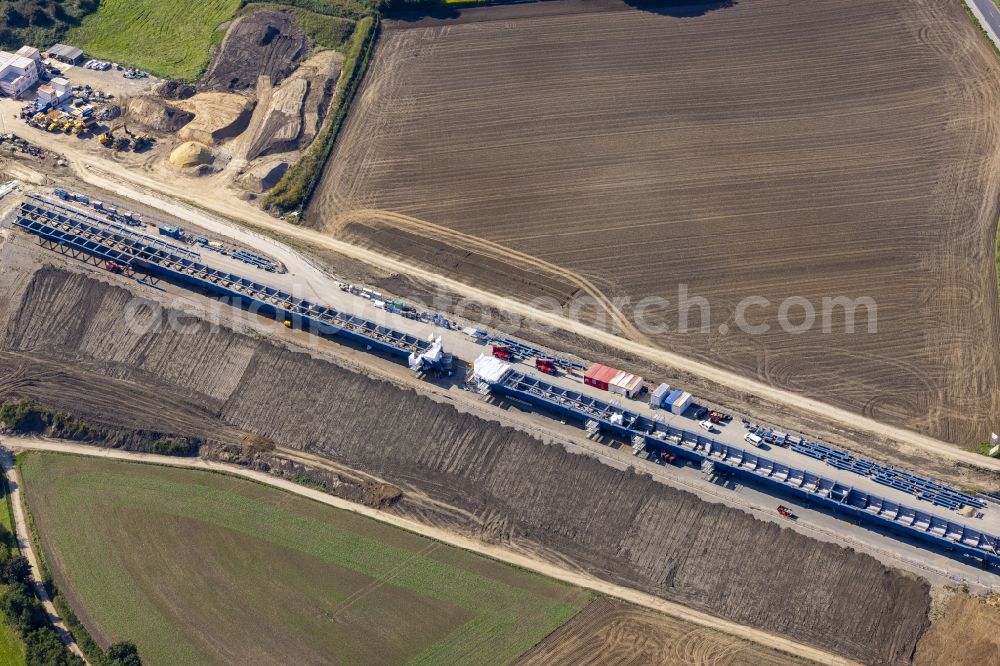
125,96,194,133
169,141,213,168
242,50,342,160
156,81,197,100
238,159,289,192
202,10,307,91
174,93,253,146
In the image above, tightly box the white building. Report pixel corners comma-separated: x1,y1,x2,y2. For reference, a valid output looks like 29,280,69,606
37,76,71,105
0,46,42,98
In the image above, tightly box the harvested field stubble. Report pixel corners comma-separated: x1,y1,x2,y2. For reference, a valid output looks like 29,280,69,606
310,0,1000,446
515,597,809,666
0,263,932,665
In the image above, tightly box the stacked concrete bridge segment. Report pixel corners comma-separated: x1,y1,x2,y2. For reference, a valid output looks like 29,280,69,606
310,0,1000,446
0,260,932,665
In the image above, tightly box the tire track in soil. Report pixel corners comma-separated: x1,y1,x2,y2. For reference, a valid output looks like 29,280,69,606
328,207,650,344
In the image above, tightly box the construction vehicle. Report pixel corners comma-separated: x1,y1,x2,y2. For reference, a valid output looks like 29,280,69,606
132,133,153,151
491,344,512,361
105,260,124,274
100,123,130,149
535,358,557,375
777,505,795,519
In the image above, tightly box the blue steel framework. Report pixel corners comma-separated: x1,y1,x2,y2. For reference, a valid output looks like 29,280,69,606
788,439,984,511
14,195,1000,567
488,369,1000,568
13,197,433,360
24,195,202,260
489,336,589,372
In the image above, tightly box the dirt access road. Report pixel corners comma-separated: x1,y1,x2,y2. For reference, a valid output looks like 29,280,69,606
0,436,853,666
0,449,88,663
2,110,998,479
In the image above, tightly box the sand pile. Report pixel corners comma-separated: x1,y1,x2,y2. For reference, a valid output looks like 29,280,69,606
168,141,213,168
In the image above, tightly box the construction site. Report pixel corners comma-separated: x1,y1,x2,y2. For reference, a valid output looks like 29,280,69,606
0,181,997,664
0,0,997,664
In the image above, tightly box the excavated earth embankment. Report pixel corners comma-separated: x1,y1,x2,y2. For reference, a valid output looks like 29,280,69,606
0,259,931,664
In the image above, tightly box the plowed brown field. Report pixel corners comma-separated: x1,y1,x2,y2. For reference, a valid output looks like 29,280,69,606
516,597,811,666
309,0,1000,446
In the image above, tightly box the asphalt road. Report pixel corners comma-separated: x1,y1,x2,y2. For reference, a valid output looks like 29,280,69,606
969,0,1000,49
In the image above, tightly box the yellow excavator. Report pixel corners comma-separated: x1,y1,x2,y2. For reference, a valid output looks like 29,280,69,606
98,123,124,148
98,126,115,146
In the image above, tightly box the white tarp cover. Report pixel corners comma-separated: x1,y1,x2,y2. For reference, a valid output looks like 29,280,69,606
473,354,512,384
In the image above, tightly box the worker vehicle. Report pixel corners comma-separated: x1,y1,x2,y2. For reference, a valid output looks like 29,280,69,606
777,505,796,520
709,411,730,424
535,358,557,375
491,344,512,361
744,432,764,448
698,420,714,432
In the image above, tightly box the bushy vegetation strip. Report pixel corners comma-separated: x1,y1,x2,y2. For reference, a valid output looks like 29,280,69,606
0,399,198,457
0,0,98,52
264,15,378,214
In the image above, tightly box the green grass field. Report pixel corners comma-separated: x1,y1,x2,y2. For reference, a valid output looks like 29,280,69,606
19,453,590,665
0,620,25,666
64,0,377,81
67,0,243,81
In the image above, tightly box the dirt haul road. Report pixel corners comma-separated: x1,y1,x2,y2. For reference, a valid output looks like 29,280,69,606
1,437,855,666
8,145,1000,481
